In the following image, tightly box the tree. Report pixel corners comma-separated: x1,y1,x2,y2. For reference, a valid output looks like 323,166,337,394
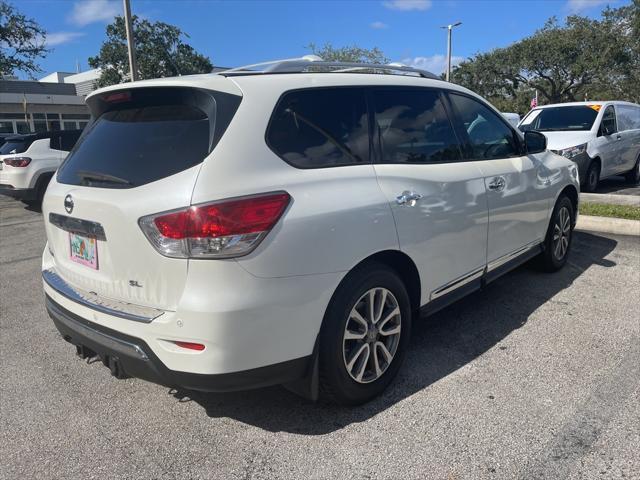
0,1,48,77
89,16,213,87
593,1,640,103
450,3,639,112
306,42,389,63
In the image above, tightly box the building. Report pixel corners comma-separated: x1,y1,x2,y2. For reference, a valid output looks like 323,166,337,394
0,69,100,136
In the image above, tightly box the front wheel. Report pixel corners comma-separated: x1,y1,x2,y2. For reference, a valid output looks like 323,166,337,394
582,162,600,193
537,195,574,272
318,263,412,405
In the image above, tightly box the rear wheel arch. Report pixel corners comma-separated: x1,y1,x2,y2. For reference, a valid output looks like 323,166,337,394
352,250,421,313
315,250,420,361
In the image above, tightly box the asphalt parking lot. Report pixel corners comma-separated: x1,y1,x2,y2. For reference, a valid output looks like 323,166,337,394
595,175,640,196
1,194,639,480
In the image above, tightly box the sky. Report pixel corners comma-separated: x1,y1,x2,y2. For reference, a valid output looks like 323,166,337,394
14,0,630,79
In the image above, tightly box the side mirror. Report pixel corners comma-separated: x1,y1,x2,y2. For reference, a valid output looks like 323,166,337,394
524,131,547,154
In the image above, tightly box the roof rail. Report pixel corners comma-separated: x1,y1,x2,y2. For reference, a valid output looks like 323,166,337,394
218,56,440,80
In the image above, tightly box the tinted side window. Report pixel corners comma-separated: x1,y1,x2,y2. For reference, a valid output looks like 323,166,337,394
601,105,617,134
617,105,640,131
449,93,520,160
373,89,460,164
267,88,369,168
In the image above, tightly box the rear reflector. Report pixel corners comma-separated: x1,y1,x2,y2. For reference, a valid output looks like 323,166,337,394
4,157,31,167
173,341,205,351
139,191,291,259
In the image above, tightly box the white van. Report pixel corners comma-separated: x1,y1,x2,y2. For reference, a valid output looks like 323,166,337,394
519,101,640,191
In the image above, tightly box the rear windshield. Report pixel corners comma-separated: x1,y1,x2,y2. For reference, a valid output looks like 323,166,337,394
519,106,599,132
57,87,240,189
0,138,33,155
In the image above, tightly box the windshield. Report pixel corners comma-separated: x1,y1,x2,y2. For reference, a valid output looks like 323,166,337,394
519,106,599,132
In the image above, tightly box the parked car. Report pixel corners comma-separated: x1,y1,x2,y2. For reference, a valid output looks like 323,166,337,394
518,101,640,192
0,130,83,206
41,58,580,405
0,133,13,147
502,112,521,128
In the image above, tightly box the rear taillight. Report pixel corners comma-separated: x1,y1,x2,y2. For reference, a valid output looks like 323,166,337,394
4,157,31,167
139,192,291,259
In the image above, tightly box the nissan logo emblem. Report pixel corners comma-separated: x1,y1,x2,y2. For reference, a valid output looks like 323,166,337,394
64,194,74,214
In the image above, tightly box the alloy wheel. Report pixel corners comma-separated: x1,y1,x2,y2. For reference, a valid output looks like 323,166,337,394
553,206,571,260
342,287,401,384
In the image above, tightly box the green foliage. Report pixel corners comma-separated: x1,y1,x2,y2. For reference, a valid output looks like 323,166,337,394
306,42,389,64
89,16,213,87
580,203,640,221
0,1,48,77
451,2,639,113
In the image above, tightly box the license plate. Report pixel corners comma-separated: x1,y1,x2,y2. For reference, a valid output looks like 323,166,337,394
69,232,99,269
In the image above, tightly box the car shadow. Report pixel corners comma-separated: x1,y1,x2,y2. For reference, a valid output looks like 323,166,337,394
596,175,638,195
169,231,617,434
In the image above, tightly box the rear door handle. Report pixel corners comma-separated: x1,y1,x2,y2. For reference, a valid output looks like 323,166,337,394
488,176,506,192
396,190,423,206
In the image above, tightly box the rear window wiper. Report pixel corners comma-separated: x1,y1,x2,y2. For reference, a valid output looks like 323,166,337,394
76,170,133,186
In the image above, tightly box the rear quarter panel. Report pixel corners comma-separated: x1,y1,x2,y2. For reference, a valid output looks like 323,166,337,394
191,76,399,278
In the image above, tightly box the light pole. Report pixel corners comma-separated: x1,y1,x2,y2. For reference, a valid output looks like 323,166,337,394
441,21,462,82
123,0,138,81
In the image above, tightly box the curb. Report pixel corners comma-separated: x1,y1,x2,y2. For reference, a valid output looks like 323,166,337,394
581,193,640,207
576,215,640,237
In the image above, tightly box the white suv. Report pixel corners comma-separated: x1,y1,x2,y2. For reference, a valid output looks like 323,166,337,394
0,130,82,205
519,101,640,191
41,58,580,405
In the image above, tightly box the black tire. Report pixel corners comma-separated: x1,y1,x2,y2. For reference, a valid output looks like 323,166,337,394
537,195,574,272
582,161,600,193
24,174,52,208
318,262,412,406
624,156,640,185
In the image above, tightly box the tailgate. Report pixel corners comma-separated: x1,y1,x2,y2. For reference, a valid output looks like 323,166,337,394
43,167,200,311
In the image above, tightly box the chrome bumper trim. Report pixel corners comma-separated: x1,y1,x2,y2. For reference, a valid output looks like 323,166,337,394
42,268,164,323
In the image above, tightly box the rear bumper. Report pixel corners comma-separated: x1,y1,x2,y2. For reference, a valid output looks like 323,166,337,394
0,168,33,190
46,294,311,392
